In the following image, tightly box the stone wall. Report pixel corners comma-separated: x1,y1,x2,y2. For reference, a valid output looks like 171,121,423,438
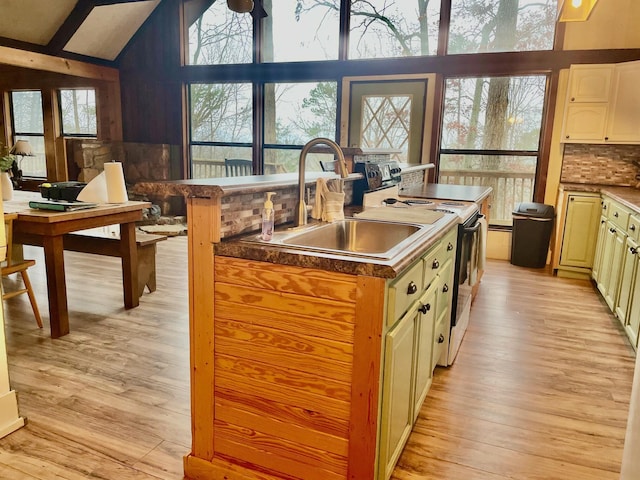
67,139,176,184
67,139,181,214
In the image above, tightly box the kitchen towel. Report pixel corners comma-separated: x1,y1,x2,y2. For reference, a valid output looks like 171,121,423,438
77,171,108,203
477,215,487,270
104,161,128,203
311,177,344,222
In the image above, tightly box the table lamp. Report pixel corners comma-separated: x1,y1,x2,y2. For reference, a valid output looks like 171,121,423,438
9,140,34,185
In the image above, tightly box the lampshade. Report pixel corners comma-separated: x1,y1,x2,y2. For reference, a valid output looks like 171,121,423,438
9,140,34,156
558,0,599,22
227,0,253,13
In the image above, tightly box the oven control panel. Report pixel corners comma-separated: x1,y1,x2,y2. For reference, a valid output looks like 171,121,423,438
353,160,402,204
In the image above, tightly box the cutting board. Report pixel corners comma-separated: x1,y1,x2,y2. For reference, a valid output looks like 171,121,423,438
355,207,445,225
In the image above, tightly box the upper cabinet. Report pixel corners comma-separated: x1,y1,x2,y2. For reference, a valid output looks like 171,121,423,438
567,64,613,103
606,62,640,142
561,61,640,144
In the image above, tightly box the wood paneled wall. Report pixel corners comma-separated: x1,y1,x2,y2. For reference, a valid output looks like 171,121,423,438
118,0,184,153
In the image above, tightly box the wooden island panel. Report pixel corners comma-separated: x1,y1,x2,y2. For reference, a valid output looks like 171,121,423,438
184,255,386,480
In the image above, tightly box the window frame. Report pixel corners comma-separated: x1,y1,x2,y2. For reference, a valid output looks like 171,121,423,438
9,90,47,181
58,88,98,138
183,0,562,201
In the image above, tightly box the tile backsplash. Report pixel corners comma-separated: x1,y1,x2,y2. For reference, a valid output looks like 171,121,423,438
561,144,640,185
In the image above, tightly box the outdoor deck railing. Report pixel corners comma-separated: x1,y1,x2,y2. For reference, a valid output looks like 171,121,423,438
439,169,535,226
192,160,287,178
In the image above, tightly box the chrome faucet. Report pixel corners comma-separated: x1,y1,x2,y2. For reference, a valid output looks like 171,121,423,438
295,137,349,227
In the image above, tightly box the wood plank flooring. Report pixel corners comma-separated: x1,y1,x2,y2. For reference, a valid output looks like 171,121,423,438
392,261,636,480
0,240,636,479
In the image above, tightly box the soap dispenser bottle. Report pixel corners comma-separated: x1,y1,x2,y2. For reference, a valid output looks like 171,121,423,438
261,191,276,241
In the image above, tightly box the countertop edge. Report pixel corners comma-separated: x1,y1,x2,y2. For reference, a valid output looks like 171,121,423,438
560,183,640,214
214,215,460,279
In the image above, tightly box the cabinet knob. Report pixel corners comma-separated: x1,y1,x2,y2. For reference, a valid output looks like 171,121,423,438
631,225,636,231
614,212,619,218
603,205,607,210
438,334,445,344
631,247,637,255
610,227,616,233
570,97,575,102
601,219,605,224
447,242,454,251
418,303,431,314
432,259,440,269
565,135,570,139
407,281,418,295
442,283,449,293
605,136,609,141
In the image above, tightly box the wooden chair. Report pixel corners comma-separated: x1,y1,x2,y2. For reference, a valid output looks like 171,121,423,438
2,213,42,328
225,158,252,177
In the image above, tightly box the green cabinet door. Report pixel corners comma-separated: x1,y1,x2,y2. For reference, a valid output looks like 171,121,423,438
601,224,627,311
592,215,608,282
617,238,638,324
626,254,640,350
379,310,416,480
560,195,601,268
412,285,437,423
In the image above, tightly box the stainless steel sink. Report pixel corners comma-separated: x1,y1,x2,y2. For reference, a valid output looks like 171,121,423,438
242,218,434,259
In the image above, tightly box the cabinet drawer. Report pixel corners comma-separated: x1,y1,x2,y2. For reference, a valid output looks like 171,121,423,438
629,215,640,242
423,241,444,291
388,260,423,326
608,201,630,230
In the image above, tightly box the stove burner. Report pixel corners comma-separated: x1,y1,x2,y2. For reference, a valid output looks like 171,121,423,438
434,208,456,214
405,199,434,205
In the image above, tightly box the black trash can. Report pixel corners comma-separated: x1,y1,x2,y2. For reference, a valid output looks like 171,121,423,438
511,202,555,268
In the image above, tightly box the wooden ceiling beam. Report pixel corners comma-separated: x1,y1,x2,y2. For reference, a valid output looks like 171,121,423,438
47,0,96,54
0,45,119,82
48,0,160,55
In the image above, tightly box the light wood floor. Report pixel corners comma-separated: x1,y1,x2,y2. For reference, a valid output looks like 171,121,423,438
0,239,636,479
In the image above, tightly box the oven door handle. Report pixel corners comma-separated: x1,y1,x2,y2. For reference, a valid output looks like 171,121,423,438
464,223,481,234
463,214,485,234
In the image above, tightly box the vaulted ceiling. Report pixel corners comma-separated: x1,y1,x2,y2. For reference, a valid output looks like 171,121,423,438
0,0,162,64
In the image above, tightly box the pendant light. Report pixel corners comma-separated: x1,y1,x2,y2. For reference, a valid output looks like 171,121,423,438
227,0,254,14
558,0,599,22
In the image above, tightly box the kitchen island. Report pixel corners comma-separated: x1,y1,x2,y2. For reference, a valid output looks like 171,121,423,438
134,174,480,480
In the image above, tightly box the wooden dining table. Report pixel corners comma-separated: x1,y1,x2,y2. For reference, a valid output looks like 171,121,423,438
3,191,150,338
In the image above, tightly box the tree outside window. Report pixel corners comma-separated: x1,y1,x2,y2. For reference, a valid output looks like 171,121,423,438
10,91,46,178
59,89,97,136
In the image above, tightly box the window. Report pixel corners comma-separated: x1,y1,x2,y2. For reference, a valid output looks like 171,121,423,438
264,81,338,173
10,91,46,178
59,89,97,136
189,83,253,178
186,0,253,65
264,1,339,62
448,0,557,54
183,1,559,186
349,0,441,59
439,75,547,226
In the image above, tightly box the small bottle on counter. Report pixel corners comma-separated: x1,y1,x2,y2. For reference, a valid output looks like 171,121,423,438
261,191,276,241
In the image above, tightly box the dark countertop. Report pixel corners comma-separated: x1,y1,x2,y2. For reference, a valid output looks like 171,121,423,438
134,164,435,199
399,184,492,203
560,183,640,213
215,213,460,279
